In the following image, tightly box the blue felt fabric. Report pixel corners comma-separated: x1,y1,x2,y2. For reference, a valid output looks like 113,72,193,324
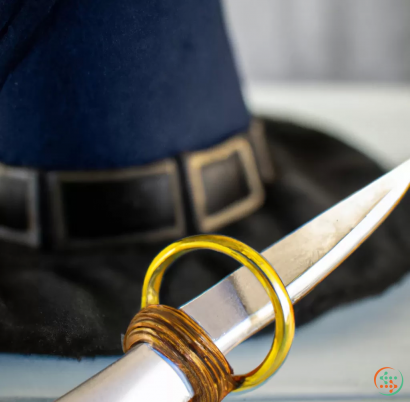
0,0,249,170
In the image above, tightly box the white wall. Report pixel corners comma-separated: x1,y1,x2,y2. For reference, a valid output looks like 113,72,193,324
223,0,410,82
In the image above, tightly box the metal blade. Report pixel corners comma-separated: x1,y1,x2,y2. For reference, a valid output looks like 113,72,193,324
57,160,410,402
182,159,410,354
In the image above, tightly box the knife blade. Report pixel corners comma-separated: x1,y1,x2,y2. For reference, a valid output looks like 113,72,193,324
57,159,410,402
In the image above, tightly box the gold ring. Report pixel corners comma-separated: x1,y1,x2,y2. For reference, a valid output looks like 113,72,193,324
141,234,295,393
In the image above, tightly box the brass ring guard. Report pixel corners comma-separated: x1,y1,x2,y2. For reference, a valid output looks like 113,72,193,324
125,234,295,397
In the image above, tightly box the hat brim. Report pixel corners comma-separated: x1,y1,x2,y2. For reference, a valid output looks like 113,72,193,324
0,118,409,358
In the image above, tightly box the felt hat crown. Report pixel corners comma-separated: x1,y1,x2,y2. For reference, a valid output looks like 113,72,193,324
0,0,249,170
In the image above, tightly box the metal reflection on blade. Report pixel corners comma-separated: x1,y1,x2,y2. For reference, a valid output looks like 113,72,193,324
183,160,410,353
57,159,410,402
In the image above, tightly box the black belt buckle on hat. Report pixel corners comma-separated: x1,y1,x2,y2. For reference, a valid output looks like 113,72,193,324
0,120,275,249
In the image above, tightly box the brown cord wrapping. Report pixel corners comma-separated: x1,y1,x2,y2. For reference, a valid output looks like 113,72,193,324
123,305,241,402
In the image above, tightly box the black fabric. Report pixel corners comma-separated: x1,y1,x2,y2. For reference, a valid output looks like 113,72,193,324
61,174,176,239
0,118,409,357
0,176,29,231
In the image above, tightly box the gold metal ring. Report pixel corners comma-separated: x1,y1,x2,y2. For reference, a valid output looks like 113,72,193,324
141,234,295,393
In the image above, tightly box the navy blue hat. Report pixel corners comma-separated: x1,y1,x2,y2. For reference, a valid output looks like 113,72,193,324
0,0,409,359
0,0,249,169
